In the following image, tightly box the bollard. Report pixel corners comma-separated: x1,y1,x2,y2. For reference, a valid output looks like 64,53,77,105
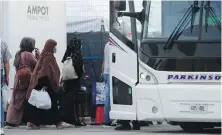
95,105,104,125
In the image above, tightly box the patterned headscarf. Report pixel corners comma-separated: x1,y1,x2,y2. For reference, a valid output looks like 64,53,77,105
62,37,83,78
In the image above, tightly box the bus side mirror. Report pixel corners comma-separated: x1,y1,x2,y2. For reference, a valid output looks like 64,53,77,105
114,1,126,11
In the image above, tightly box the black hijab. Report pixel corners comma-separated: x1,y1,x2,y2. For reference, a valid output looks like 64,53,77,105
13,37,35,68
62,37,83,78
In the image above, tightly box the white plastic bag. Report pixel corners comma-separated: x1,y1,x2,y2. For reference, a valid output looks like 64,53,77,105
62,57,78,80
2,85,12,112
28,87,51,110
28,89,37,107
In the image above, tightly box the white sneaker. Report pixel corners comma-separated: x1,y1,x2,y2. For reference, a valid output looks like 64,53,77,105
0,128,4,135
4,125,18,129
56,122,73,129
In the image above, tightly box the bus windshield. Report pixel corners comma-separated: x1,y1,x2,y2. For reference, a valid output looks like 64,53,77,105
140,1,221,72
143,1,221,40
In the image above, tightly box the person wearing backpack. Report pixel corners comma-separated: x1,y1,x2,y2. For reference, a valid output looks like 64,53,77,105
5,37,40,128
59,37,84,126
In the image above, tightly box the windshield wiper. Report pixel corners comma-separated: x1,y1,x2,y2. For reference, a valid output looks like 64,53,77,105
204,1,221,32
164,1,200,51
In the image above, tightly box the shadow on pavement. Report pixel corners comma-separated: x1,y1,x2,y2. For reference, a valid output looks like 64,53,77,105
152,128,221,134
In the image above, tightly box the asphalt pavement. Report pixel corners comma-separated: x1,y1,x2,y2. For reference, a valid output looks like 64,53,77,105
3,123,221,135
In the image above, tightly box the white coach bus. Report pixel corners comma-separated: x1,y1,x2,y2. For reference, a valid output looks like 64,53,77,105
109,0,221,132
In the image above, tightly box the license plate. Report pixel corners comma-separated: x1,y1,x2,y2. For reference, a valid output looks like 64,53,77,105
189,104,207,113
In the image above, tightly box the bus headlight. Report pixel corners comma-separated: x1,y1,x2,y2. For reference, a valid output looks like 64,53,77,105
140,73,151,82
140,73,146,79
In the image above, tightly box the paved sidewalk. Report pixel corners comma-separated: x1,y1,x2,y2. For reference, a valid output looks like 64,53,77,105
3,124,221,135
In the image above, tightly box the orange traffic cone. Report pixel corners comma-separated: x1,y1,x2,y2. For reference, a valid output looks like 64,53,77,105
95,105,104,125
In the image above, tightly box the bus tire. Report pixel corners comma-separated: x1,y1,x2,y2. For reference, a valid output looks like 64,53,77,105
180,123,204,132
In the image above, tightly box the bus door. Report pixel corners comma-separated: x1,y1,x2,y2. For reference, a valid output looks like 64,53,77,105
109,1,139,120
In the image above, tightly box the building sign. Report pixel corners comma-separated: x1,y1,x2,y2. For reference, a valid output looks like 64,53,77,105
27,5,49,21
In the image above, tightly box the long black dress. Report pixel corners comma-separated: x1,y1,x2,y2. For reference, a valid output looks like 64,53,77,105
60,43,83,125
59,78,80,124
24,76,61,126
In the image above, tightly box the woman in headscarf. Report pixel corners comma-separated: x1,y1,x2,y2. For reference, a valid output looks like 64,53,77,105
25,39,70,129
6,37,40,128
59,37,84,126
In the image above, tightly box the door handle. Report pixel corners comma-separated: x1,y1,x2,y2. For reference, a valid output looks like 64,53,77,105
112,53,116,63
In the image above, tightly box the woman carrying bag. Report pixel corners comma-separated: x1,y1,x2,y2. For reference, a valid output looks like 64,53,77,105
60,37,84,126
25,39,70,130
6,37,39,128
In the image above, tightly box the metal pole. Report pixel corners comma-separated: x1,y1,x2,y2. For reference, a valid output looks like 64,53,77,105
1,94,4,135
0,69,4,135
0,37,4,135
128,1,137,49
144,1,151,39
100,19,105,60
